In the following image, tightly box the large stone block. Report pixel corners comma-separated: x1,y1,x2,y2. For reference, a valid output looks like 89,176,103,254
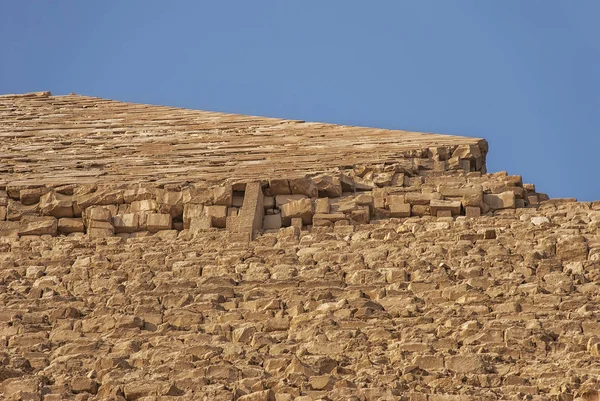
263,213,282,230
281,198,313,225
146,213,172,232
289,176,318,198
183,204,204,229
39,191,74,217
19,217,57,236
58,217,85,234
387,195,410,218
112,213,140,233
430,199,461,216
483,191,515,210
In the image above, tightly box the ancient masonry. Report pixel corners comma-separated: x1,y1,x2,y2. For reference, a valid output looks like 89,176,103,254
0,91,599,401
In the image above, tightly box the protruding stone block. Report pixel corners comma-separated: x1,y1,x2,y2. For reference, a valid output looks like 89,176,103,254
483,191,515,210
289,176,318,198
268,179,291,195
146,213,172,232
430,199,461,216
183,204,204,229
58,217,85,234
212,185,232,206
388,196,410,218
112,213,140,233
281,198,313,225
465,206,481,218
19,217,57,236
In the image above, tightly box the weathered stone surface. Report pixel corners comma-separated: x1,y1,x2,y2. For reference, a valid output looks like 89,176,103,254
281,198,313,225
0,92,598,400
483,191,515,209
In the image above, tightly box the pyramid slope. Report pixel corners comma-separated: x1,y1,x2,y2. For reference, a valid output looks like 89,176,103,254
0,92,486,187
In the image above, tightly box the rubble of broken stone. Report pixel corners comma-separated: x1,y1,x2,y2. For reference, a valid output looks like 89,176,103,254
2,158,600,400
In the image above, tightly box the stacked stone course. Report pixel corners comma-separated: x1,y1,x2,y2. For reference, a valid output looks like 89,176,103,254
0,92,599,400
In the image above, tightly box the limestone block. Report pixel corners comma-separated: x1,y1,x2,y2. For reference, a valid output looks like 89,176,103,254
204,205,227,228
19,217,57,236
275,194,307,208
312,213,347,223
411,205,430,216
388,196,410,218
112,213,140,233
465,206,481,218
483,191,515,210
313,175,342,197
156,189,183,217
86,206,112,222
430,199,461,216
556,236,588,262
183,204,204,229
289,176,318,198
146,213,172,232
58,217,85,234
263,214,282,230
189,216,212,231
405,192,442,205
0,206,6,221
123,187,154,203
39,191,73,218
354,194,374,213
445,354,484,373
268,179,291,195
314,198,330,214
281,198,313,225
76,189,123,209
350,206,370,224
212,185,232,206
131,199,157,213
20,187,49,205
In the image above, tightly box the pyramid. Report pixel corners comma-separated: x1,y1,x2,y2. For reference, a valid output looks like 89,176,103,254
0,92,598,400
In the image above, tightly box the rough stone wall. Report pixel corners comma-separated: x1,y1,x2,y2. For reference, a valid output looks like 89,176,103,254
0,93,599,401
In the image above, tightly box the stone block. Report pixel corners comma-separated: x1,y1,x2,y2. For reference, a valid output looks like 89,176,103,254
289,176,318,198
20,186,49,205
212,185,232,206
268,179,291,195
19,217,57,236
58,217,85,234
130,199,157,213
483,191,515,210
430,199,461,216
314,198,330,214
436,210,452,218
112,213,140,233
275,194,307,208
146,213,172,232
86,206,112,222
39,191,74,217
189,216,212,231
465,206,481,218
183,204,204,229
405,192,442,205
314,175,342,197
263,213,282,230
445,354,484,373
281,198,313,225
204,205,227,228
388,196,410,218
0,206,6,221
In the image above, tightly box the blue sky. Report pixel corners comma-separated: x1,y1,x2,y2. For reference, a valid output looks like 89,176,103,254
1,1,599,200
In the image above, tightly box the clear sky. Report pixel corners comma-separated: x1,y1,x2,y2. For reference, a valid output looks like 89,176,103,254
1,1,599,200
